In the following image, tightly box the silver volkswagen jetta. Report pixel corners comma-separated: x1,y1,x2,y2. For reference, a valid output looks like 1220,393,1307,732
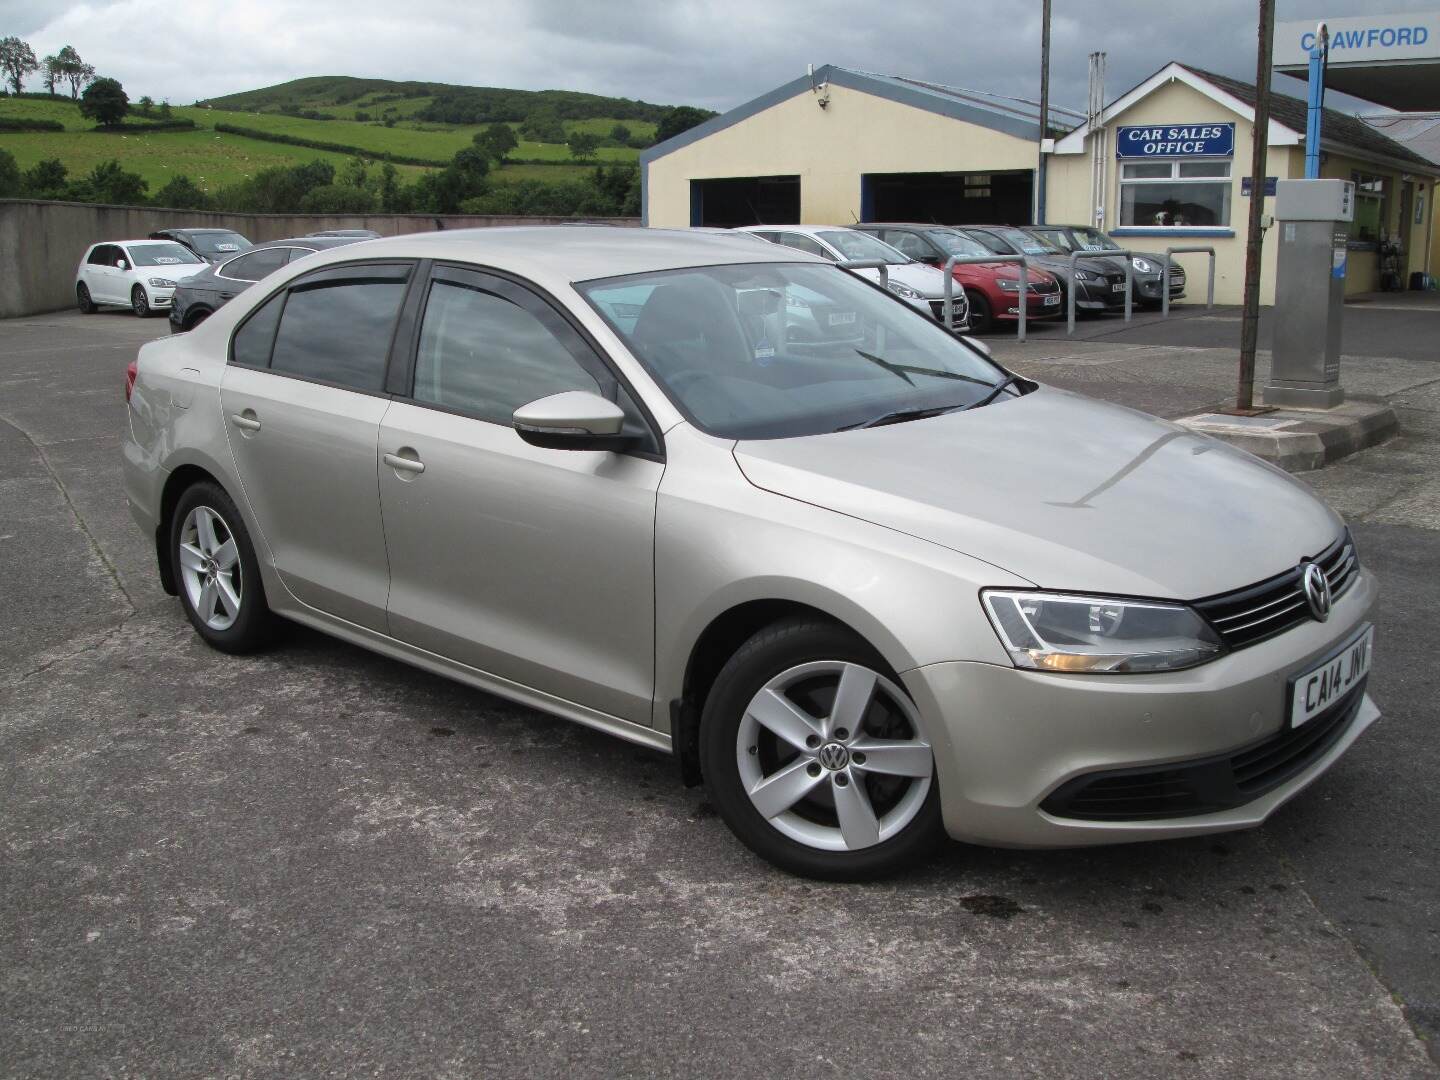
122,227,1378,880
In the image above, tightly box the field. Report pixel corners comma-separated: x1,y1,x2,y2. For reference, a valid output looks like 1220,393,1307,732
0,95,643,194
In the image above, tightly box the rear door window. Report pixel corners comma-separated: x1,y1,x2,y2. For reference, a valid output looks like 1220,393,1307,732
231,293,284,369
267,264,411,392
775,233,832,259
222,248,291,282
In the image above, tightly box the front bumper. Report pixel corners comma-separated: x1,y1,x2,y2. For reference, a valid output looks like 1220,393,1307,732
902,567,1379,847
145,286,177,309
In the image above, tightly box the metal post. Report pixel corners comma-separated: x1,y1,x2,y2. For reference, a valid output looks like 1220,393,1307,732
944,254,1033,341
1237,0,1276,412
1066,248,1132,334
1162,246,1216,318
1036,0,1051,225
1305,24,1328,179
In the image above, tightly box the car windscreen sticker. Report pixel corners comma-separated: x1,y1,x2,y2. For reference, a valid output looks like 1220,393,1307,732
153,256,181,263
753,337,776,366
215,243,239,251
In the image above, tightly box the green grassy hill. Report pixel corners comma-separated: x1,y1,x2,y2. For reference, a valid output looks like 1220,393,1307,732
0,92,649,196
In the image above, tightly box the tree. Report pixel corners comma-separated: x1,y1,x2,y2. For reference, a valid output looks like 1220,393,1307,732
378,162,402,212
567,132,601,162
79,77,129,127
473,122,518,164
654,105,713,145
41,53,61,95
0,37,38,95
72,159,147,205
608,123,631,145
518,108,565,144
137,95,154,116
299,183,377,214
340,155,369,189
0,147,20,197
54,45,93,98
158,100,172,120
154,174,209,209
21,158,68,198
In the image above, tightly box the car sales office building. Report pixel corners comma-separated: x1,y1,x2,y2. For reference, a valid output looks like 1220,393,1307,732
642,62,1439,304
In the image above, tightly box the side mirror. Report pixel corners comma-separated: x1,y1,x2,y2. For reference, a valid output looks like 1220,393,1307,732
116,259,128,271
513,390,632,452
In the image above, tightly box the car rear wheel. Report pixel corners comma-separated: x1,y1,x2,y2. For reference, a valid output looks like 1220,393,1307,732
76,283,96,314
185,309,211,330
965,288,992,332
170,482,275,654
700,618,945,880
131,286,152,318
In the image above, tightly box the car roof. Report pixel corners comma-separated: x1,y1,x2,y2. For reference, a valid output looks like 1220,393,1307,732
99,238,194,247
261,226,807,284
156,228,244,236
734,224,865,238
853,223,966,231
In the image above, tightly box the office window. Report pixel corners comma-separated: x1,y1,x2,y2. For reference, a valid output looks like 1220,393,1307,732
1119,160,1232,227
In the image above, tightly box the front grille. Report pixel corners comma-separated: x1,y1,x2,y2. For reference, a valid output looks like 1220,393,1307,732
1103,271,1126,285
1040,681,1366,821
1193,533,1358,650
929,298,968,327
1027,279,1059,295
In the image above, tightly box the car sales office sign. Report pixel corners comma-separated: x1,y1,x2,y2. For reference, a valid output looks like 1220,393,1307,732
1116,123,1235,159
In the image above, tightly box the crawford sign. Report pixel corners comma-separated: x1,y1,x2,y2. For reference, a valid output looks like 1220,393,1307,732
1275,14,1440,67
1116,123,1235,159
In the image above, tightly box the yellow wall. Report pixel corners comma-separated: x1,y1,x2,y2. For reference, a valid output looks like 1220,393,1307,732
1047,78,1291,305
645,83,1038,228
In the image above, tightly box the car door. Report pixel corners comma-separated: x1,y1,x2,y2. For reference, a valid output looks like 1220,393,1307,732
219,261,415,631
80,245,112,302
90,244,126,303
377,264,663,724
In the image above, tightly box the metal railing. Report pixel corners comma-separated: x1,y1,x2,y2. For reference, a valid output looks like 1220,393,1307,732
1068,249,1134,334
837,258,890,291
942,254,1033,341
1161,246,1217,318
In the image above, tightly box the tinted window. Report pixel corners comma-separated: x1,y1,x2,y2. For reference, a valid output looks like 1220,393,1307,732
231,292,284,368
268,265,410,391
775,233,831,259
86,246,112,266
223,248,291,282
414,279,602,424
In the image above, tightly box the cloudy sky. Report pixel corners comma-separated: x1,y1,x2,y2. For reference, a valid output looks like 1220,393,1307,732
2,1,1431,114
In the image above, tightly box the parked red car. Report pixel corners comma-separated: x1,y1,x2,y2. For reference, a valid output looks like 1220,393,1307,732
853,223,1063,331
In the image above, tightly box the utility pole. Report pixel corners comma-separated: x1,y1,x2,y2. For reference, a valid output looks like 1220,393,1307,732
1036,0,1051,224
1236,0,1275,412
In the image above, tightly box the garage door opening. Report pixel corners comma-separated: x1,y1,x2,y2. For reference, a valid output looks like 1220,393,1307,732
690,176,801,227
861,170,1034,226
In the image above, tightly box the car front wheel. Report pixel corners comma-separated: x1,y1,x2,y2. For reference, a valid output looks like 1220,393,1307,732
170,482,274,653
131,285,152,318
700,618,945,880
965,288,992,332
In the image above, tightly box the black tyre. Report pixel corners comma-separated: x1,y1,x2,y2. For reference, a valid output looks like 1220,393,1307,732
185,309,211,330
700,617,945,881
77,282,97,314
169,481,275,654
131,285,153,318
965,288,992,332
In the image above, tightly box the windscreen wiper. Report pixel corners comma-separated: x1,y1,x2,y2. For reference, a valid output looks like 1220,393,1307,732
962,373,1026,411
836,404,967,431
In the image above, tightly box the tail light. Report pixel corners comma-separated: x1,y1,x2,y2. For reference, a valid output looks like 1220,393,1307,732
125,359,137,402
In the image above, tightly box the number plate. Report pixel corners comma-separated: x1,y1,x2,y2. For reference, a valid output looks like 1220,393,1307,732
1289,625,1373,729
1044,294,1060,306
1111,282,1127,292
828,311,856,326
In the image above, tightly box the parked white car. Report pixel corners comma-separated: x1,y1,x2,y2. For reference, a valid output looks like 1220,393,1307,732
75,240,210,318
735,224,970,331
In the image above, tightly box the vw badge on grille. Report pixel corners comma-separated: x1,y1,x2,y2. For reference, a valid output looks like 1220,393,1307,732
1301,562,1332,622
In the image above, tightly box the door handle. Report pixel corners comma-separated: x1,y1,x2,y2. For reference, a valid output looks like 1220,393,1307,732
230,411,261,432
383,451,425,474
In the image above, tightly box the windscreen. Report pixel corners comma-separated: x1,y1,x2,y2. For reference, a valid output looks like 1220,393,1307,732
992,228,1060,256
1072,227,1122,251
124,242,203,267
927,230,994,258
817,230,909,265
581,262,1010,440
190,231,251,255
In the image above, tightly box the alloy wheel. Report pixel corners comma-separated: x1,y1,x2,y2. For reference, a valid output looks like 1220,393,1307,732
132,287,149,317
178,505,242,631
735,660,933,852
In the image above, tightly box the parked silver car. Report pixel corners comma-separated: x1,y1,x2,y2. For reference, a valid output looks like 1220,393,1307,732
123,227,1378,879
735,224,970,332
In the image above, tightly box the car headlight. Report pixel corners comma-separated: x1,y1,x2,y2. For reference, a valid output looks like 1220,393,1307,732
995,279,1019,292
981,590,1223,674
1072,269,1094,281
148,277,177,288
1132,257,1154,274
886,281,923,300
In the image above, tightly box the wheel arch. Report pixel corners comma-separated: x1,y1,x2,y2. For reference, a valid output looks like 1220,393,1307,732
155,464,225,595
669,594,900,787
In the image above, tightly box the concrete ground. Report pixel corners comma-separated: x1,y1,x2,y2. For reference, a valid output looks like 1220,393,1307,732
2,304,1438,1079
